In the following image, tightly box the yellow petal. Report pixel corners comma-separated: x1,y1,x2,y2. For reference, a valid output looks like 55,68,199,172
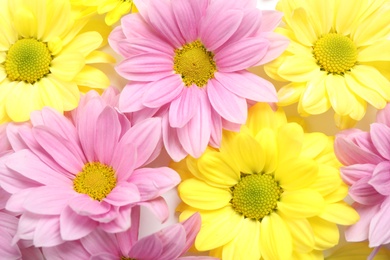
255,129,278,174
289,7,318,46
50,52,85,81
358,40,390,62
275,159,318,190
178,178,231,210
278,82,306,106
0,2,17,50
305,0,333,36
260,213,293,260
309,216,339,250
300,132,329,160
278,54,320,82
5,82,38,122
73,65,110,90
334,114,358,130
105,2,131,26
85,51,116,64
62,32,102,57
277,123,304,162
319,202,359,225
42,0,72,42
335,0,365,35
308,165,342,197
247,102,287,133
323,184,349,203
37,78,64,113
301,71,331,115
231,133,265,174
325,74,353,116
45,75,80,111
283,217,315,253
12,7,37,39
278,190,324,218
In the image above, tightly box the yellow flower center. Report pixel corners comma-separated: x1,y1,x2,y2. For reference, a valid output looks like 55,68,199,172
4,38,52,84
230,173,283,221
73,162,117,201
173,40,217,87
313,33,357,74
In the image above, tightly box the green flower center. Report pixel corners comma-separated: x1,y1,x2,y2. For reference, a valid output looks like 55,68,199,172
173,40,217,87
231,173,283,221
4,38,52,84
313,33,357,74
73,162,117,201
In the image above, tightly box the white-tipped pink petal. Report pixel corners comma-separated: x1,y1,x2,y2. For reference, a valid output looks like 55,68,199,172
169,86,200,128
259,10,284,32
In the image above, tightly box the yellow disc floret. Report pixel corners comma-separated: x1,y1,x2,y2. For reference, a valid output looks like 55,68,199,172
313,33,357,74
173,40,217,87
231,173,283,221
4,38,52,84
73,162,117,201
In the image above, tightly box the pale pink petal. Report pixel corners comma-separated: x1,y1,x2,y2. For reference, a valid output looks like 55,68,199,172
256,32,290,65
162,113,188,162
142,75,184,108
369,161,390,195
223,9,262,44
0,230,21,260
349,177,385,205
216,37,270,72
20,246,44,260
346,203,380,242
376,103,390,127
118,117,162,168
209,108,222,148
119,83,148,112
104,182,141,206
0,162,40,195
116,54,173,82
169,86,200,128
33,216,63,247
0,189,11,209
42,240,90,260
81,229,119,256
157,225,186,259
91,253,119,260
116,206,141,255
129,167,180,200
6,189,34,213
138,197,169,223
68,195,111,216
369,198,390,247
99,206,132,233
172,0,199,42
110,143,137,181
13,213,37,242
32,126,84,174
5,149,71,186
181,213,201,254
23,186,75,215
207,79,247,124
60,206,97,241
259,10,283,32
177,91,211,158
120,37,174,57
108,26,127,56
370,123,390,160
129,233,163,259
340,164,375,186
119,12,158,40
0,212,18,234
214,71,277,102
95,107,121,165
199,9,243,51
148,0,185,48
5,123,29,152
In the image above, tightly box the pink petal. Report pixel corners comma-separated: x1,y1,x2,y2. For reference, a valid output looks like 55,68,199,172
148,0,185,48
108,26,127,56
81,229,119,256
345,203,380,242
116,54,173,82
157,225,186,259
172,0,199,42
214,71,277,102
60,206,97,241
23,186,75,215
216,37,270,72
199,9,243,51
33,216,63,247
0,189,11,209
369,161,390,195
32,126,84,174
0,212,18,233
169,86,200,128
370,123,390,160
68,195,111,216
376,103,390,127
5,149,71,186
119,83,148,112
91,253,119,260
129,233,163,259
120,12,156,40
256,32,289,65
181,213,201,254
13,212,37,242
95,107,121,165
207,79,247,124
162,113,188,162
110,143,137,181
0,162,40,195
98,206,132,233
0,231,21,259
209,108,222,148
43,240,90,260
122,37,174,57
116,206,141,255
138,197,169,223
259,10,283,32
129,167,180,201
6,189,34,213
118,117,162,168
349,177,385,205
5,123,29,152
223,9,262,44
104,182,141,206
177,91,211,158
340,164,375,186
369,198,390,247
142,75,184,108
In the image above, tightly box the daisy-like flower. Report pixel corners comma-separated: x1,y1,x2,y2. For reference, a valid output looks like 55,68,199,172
173,103,359,260
264,0,390,129
334,103,390,253
0,94,180,247
109,0,288,161
43,209,216,259
0,0,113,123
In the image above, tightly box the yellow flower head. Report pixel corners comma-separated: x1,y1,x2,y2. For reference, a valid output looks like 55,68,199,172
264,0,390,129
173,103,359,260
0,0,114,123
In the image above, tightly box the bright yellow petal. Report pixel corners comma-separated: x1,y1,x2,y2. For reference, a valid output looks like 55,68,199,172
45,75,80,111
178,178,231,210
308,165,342,197
73,65,110,90
50,52,85,81
326,241,390,260
278,54,320,82
0,2,17,50
309,216,339,250
10,6,37,39
301,71,331,115
260,213,293,260
247,102,287,134
97,0,118,13
105,2,131,26
325,74,354,116
231,133,265,174
283,217,315,253
42,0,72,41
37,78,64,113
0,81,16,122
278,190,324,218
277,82,306,106
319,201,359,225
255,129,278,174
334,114,358,130
323,184,349,204
85,50,116,64
277,123,304,162
293,250,323,260
5,82,39,122
300,132,329,160
275,159,318,190
334,0,365,35
358,39,390,62
62,31,102,57
289,7,318,46
305,0,333,36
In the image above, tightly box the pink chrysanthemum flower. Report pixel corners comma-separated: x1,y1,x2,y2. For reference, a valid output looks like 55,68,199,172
334,103,390,252
43,208,216,260
109,0,288,161
0,93,180,247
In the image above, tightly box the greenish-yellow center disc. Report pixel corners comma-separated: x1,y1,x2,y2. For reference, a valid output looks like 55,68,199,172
313,33,357,74
4,38,52,84
231,173,283,221
173,40,217,87
73,162,117,201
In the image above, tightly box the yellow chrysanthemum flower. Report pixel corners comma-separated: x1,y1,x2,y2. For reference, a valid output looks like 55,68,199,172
264,0,390,129
71,0,137,26
173,103,359,260
326,242,390,260
0,0,114,123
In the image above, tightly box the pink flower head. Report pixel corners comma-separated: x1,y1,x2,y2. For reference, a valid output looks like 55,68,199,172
335,103,390,249
109,0,288,161
0,93,180,247
43,209,216,260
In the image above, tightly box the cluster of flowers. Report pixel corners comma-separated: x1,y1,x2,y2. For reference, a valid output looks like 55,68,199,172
0,0,390,259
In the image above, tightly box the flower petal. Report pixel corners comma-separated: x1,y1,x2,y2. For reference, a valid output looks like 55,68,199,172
60,206,98,241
